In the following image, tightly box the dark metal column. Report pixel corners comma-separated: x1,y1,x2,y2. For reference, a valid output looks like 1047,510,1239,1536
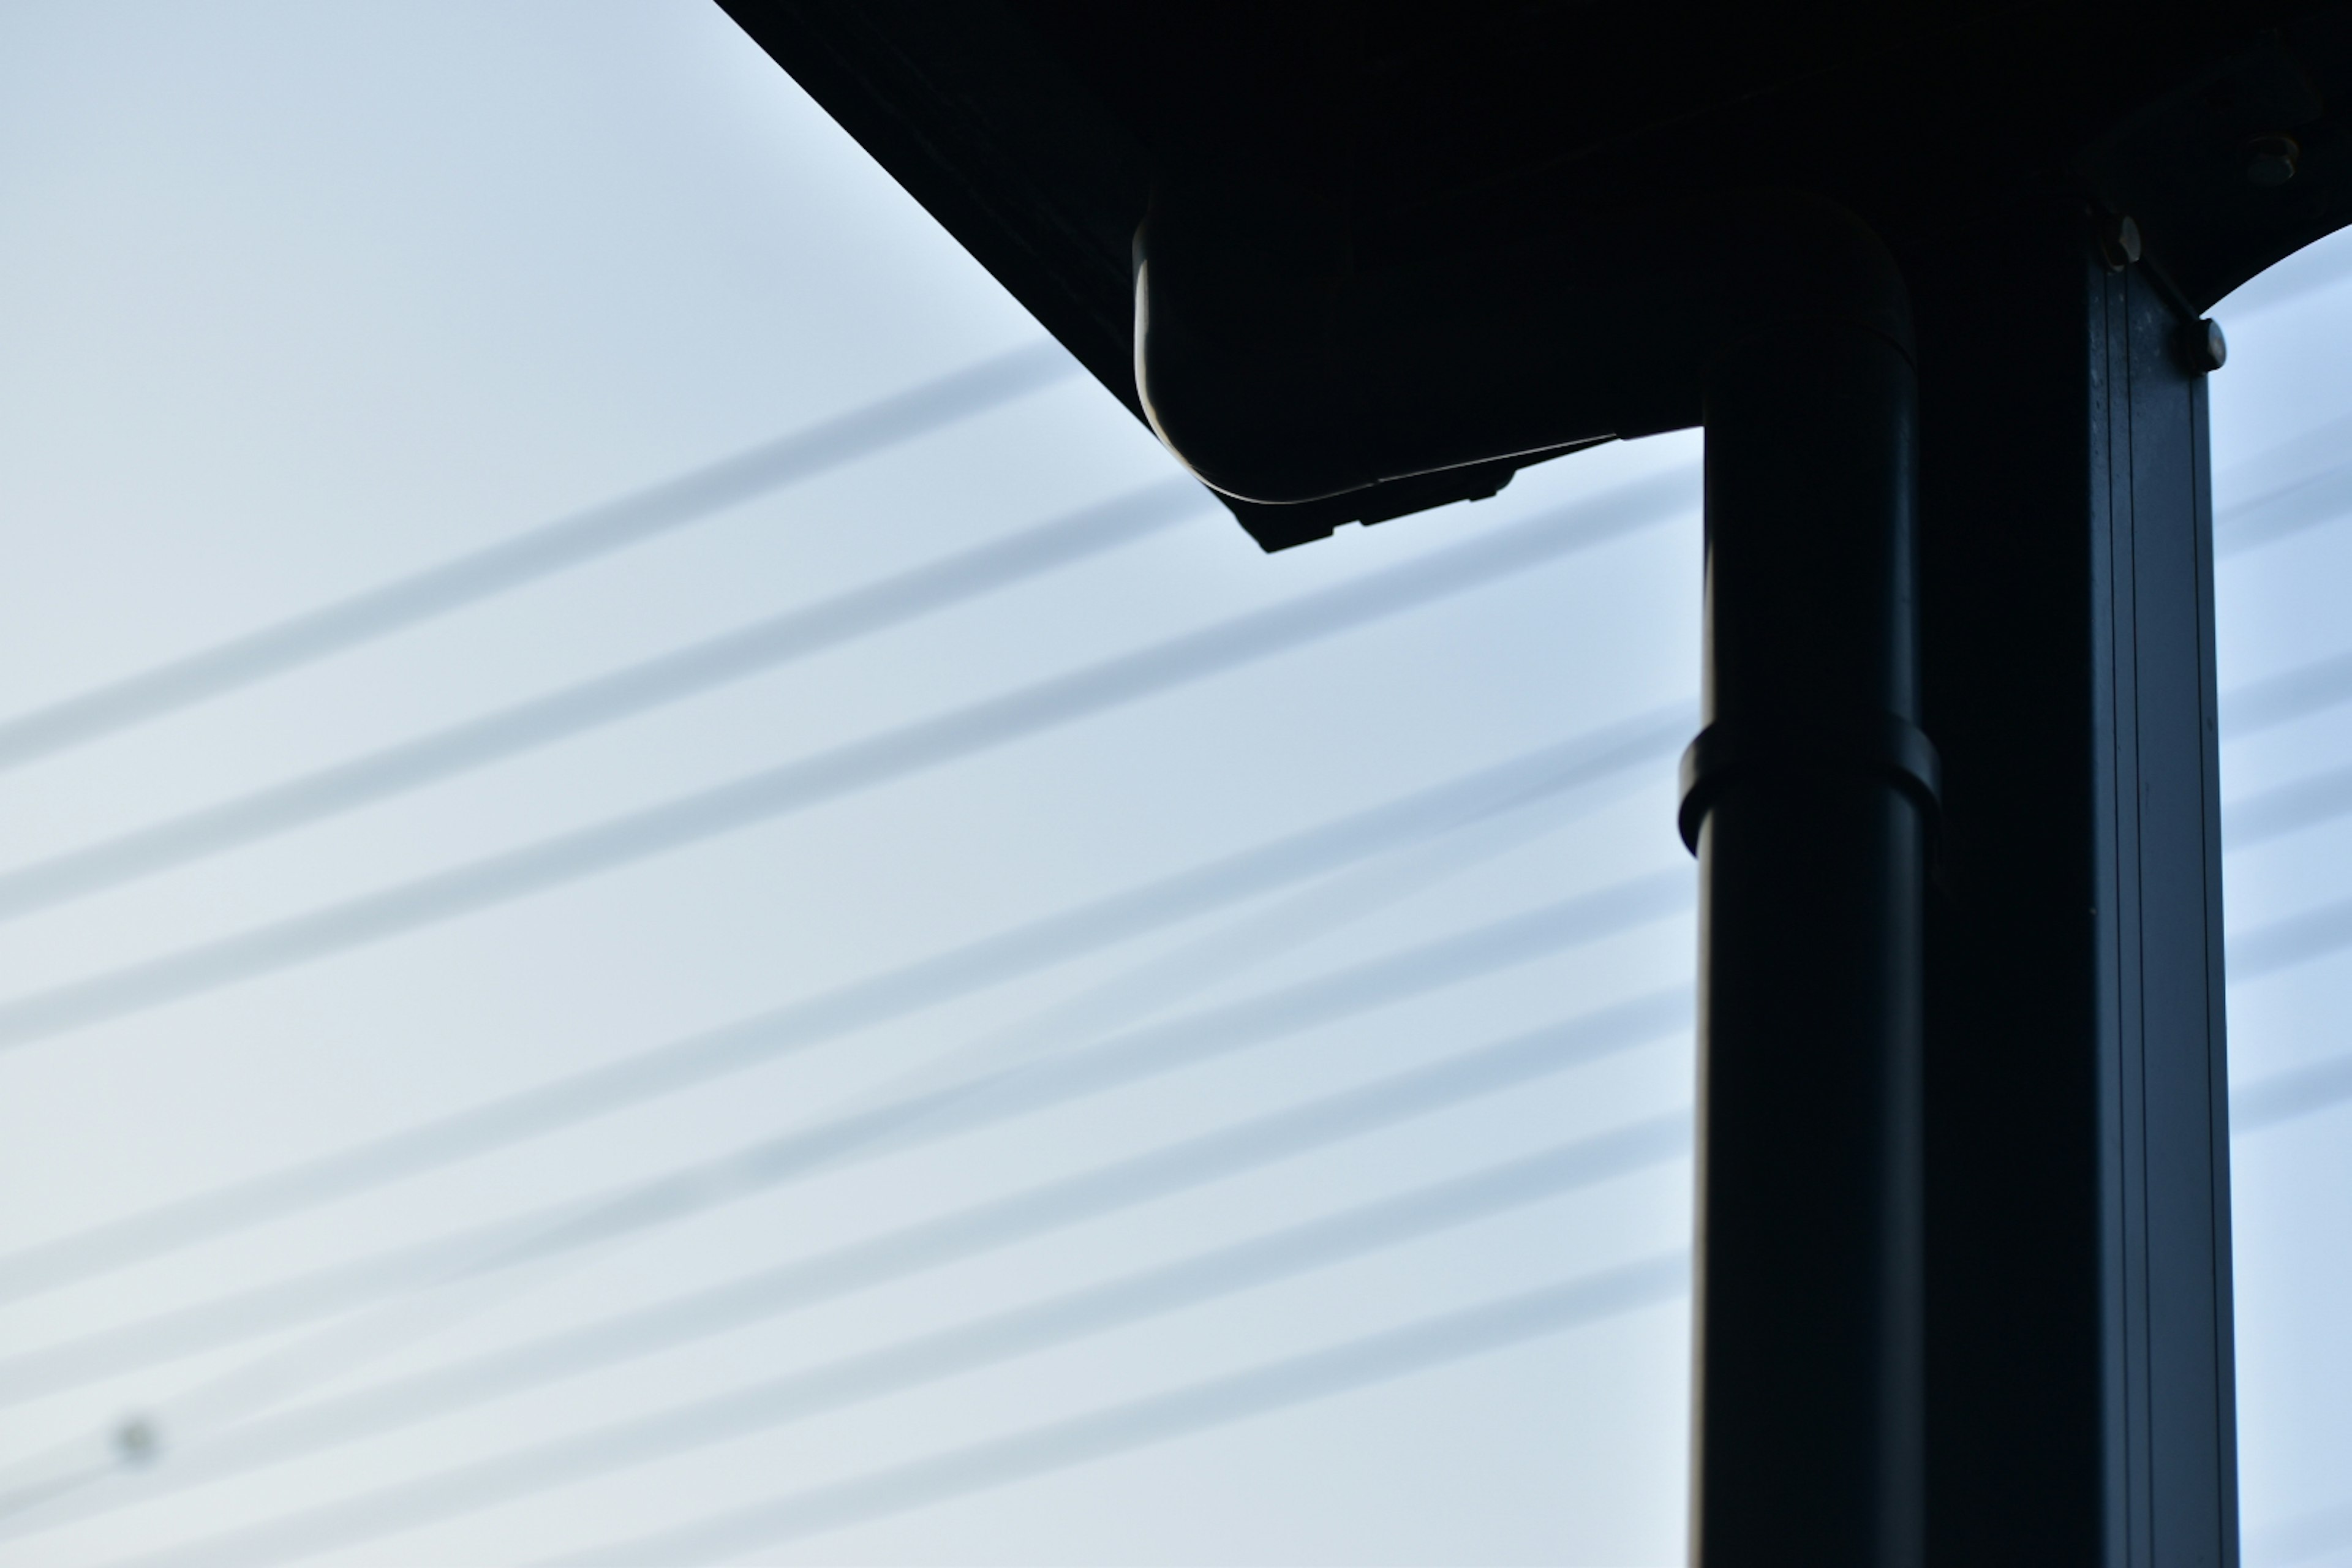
1686,318,1932,1566
1908,206,2240,1567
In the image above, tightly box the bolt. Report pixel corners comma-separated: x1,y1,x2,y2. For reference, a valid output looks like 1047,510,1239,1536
2245,135,2301,189
2098,213,2143,273
2180,318,2227,375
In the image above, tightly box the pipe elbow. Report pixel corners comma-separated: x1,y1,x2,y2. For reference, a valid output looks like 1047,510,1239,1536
1131,198,1366,505
1689,189,1913,365
1133,186,1911,513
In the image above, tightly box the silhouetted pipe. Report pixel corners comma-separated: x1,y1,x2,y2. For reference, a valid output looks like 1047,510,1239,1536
1694,317,1929,1567
1134,184,1909,502
1137,187,1934,1566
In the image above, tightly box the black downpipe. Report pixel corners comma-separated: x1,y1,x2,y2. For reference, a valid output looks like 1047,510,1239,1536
1135,190,1932,1566
1690,320,1929,1566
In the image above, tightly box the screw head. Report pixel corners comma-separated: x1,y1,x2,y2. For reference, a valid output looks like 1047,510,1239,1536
2245,135,2301,189
2180,318,2227,375
2098,213,2143,273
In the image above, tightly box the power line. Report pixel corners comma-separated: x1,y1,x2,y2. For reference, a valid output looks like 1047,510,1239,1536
0,344,1077,772
166,876,2305,1568
0,481,1205,924
534,1254,1689,1568
0,703,1690,1302
2110,663,2352,844
0,817,1679,1493
2225,761,2352,850
83,1104,1693,1568
2228,758,2352,859
872,778,1594,1118
2222,649,2352,739
0,465,1697,1058
0,781,1615,1497
15,1106,1691,1539
0,884,1693,1401
2220,444,2352,562
2228,896,2352,980
2231,1051,2352,1134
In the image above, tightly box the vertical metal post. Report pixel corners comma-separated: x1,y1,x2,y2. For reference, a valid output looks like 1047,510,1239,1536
1908,206,2240,1567
1686,318,1931,1566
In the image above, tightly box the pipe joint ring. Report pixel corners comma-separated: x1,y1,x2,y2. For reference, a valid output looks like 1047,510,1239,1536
1676,712,1943,853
